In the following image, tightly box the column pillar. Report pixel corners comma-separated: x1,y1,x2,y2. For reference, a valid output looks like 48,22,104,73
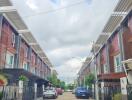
34,83,37,100
101,82,104,100
42,84,45,92
14,35,21,68
18,80,23,100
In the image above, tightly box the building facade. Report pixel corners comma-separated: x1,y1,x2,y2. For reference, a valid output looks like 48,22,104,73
0,15,51,85
0,1,54,99
78,1,132,100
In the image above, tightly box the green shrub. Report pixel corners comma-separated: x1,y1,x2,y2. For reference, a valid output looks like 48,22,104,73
19,75,28,81
0,92,3,100
113,93,122,100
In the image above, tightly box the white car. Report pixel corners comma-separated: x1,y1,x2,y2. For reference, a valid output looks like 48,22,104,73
43,87,58,99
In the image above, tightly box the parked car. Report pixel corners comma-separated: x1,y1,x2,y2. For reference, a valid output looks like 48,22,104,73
56,88,63,95
43,87,58,99
75,87,91,99
62,89,64,93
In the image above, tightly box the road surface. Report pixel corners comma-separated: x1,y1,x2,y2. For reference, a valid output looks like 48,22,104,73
40,92,94,100
57,92,93,100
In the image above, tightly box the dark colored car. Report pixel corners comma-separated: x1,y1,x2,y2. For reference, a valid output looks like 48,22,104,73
75,87,91,99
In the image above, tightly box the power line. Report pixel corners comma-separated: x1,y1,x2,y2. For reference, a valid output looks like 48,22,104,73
24,0,86,18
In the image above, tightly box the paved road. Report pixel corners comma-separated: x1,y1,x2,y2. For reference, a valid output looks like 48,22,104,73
57,92,93,100
39,92,93,100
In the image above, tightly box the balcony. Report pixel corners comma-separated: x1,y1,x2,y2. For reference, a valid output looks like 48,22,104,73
114,66,123,73
98,72,126,80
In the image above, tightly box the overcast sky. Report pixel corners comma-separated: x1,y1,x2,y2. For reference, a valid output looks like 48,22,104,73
11,0,119,83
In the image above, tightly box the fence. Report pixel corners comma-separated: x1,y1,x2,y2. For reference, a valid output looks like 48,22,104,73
103,86,121,100
0,85,36,100
0,86,19,100
127,84,132,100
22,86,35,100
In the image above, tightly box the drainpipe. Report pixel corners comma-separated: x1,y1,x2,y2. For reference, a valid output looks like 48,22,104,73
0,14,3,68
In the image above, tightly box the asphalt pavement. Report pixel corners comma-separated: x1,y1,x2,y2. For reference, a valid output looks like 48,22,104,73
38,92,94,100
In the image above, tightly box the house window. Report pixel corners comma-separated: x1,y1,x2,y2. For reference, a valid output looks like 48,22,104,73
23,63,28,70
24,46,28,58
35,68,37,75
103,64,108,73
31,67,35,74
6,53,14,68
35,56,38,65
114,54,122,72
12,32,15,47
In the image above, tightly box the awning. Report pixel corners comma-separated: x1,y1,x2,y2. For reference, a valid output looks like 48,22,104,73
0,0,53,69
98,72,126,80
103,15,123,33
0,0,12,7
114,0,132,12
1,68,49,85
4,11,28,30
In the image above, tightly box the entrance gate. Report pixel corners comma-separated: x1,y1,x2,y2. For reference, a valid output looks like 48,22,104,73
22,86,35,100
127,84,132,100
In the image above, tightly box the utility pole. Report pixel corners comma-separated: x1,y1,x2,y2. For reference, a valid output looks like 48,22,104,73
92,41,99,100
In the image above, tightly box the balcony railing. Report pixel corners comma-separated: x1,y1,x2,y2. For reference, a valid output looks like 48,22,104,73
115,66,123,73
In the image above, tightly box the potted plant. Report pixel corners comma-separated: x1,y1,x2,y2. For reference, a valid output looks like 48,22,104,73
19,75,28,82
112,93,122,100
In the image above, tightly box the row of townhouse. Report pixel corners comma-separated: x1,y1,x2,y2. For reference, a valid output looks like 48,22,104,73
0,18,50,78
0,14,51,86
0,0,53,99
78,0,132,100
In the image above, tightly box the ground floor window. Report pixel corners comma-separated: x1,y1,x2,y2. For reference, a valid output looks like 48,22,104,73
5,52,14,68
103,64,109,74
23,62,28,70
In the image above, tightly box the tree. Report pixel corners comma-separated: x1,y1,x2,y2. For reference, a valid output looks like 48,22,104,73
66,84,75,90
60,81,65,89
48,74,66,89
48,73,58,86
85,73,95,87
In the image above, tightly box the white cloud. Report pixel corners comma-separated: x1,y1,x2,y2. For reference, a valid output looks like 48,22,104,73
11,0,119,83
26,0,38,11
55,57,86,84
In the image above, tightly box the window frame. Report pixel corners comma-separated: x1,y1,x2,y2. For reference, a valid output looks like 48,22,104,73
103,64,108,74
6,52,14,68
12,32,16,47
114,54,122,72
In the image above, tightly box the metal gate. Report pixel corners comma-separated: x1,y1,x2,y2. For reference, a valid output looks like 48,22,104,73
0,86,19,100
104,86,121,100
37,86,43,98
22,86,35,100
127,84,132,100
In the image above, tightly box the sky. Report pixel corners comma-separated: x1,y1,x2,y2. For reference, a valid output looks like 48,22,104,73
11,0,119,84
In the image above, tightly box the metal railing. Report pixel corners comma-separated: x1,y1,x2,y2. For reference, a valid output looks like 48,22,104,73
127,84,132,100
115,66,123,73
0,86,19,100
